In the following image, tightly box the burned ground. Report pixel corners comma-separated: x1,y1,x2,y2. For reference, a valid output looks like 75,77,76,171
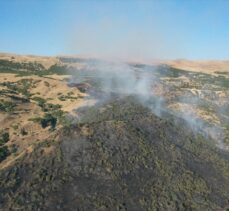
1,98,229,210
0,56,229,211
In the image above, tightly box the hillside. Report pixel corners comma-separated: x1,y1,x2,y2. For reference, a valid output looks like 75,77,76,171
0,53,229,210
2,52,229,74
1,98,229,210
164,59,229,75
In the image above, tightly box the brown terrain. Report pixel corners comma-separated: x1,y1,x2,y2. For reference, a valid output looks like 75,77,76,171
0,52,58,69
164,59,229,75
0,53,229,210
0,53,98,170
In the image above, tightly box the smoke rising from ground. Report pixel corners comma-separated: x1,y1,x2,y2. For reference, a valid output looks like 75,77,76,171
71,61,153,98
69,60,227,149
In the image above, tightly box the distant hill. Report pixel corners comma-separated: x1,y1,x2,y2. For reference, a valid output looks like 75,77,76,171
0,52,59,69
164,59,229,75
1,52,229,75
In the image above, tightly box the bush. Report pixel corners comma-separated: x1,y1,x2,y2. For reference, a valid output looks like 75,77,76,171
47,64,69,75
44,81,50,87
45,103,62,111
0,59,45,72
0,132,9,146
20,128,28,136
32,97,46,107
40,114,57,130
0,100,16,112
0,146,10,162
1,80,32,97
11,144,18,154
32,97,61,112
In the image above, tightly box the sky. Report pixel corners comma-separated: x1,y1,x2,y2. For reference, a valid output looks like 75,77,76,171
0,0,229,60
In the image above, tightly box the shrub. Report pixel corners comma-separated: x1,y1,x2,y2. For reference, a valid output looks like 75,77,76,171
32,97,61,112
46,103,62,111
32,97,46,107
40,113,57,130
44,81,50,87
0,100,16,112
58,95,66,101
11,144,18,154
0,132,9,146
0,146,10,162
20,128,28,136
47,64,69,75
12,124,19,130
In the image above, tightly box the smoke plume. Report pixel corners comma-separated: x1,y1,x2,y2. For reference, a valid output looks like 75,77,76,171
68,60,227,149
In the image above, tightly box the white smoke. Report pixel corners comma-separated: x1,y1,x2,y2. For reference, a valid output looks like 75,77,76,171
70,60,154,101
69,60,227,150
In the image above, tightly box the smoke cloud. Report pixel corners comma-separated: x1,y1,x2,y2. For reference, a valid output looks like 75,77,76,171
68,60,227,149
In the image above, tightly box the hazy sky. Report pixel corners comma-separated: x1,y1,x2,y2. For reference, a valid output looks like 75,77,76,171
0,0,229,60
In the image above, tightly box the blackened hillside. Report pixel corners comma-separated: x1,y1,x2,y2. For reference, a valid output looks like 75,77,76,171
1,97,228,210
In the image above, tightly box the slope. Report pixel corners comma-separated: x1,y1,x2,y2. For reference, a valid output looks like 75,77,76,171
0,97,229,210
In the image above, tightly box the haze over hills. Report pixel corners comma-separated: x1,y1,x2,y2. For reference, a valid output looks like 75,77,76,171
1,52,229,74
0,52,229,210
1,0,229,210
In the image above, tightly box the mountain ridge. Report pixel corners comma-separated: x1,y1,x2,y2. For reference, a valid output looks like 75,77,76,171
1,52,229,75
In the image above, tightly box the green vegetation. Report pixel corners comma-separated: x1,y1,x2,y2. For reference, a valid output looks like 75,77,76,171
0,132,9,146
0,100,16,112
29,99,67,130
42,103,62,112
159,66,187,77
0,146,10,162
155,65,229,89
58,93,78,101
20,128,28,136
0,97,229,210
0,58,228,210
0,59,69,76
59,98,229,210
10,144,18,154
198,74,229,88
30,109,69,130
12,124,19,130
47,64,69,75
32,96,46,107
40,113,57,130
0,132,10,162
0,59,45,73
32,97,61,112
0,79,35,98
58,95,66,101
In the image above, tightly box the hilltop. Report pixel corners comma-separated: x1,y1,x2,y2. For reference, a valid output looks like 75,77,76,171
164,59,229,75
1,52,229,75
